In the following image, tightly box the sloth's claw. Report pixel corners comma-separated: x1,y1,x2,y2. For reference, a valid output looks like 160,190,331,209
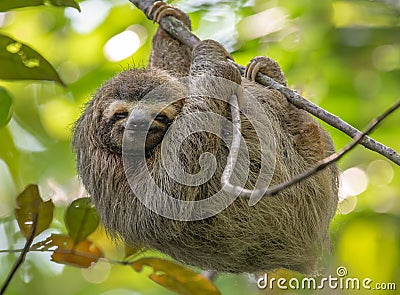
244,56,287,86
149,1,189,27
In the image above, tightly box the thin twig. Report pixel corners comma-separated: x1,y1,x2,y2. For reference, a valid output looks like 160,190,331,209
0,247,213,279
0,247,129,266
224,99,400,199
0,213,38,295
128,0,400,165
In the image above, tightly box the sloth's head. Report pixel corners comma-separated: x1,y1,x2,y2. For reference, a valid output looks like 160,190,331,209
74,68,185,156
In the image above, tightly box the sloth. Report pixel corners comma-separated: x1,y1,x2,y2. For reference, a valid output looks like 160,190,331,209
73,2,339,274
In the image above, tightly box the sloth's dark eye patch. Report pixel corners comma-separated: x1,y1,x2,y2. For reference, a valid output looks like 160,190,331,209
113,112,129,121
155,114,172,125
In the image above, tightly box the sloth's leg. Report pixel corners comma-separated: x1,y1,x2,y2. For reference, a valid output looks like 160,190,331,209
293,122,326,161
244,56,287,86
244,56,326,163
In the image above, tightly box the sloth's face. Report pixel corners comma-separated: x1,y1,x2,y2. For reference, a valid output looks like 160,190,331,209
93,69,185,155
101,99,183,155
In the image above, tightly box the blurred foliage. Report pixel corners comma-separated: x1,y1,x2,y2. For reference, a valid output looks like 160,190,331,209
131,258,221,295
10,186,221,294
0,0,81,12
0,34,64,84
65,197,99,243
32,233,104,268
0,0,399,294
0,87,13,127
15,184,54,238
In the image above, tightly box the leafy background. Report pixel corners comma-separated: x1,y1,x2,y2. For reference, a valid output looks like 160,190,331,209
0,0,399,294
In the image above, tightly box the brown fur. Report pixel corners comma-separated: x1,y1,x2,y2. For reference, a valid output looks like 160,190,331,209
72,7,338,274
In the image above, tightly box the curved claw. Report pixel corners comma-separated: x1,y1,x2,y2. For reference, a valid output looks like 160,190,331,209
244,56,287,85
148,1,184,24
245,60,261,81
148,1,164,23
154,6,177,23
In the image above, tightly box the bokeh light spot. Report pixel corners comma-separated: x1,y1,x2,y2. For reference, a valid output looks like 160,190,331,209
368,187,397,213
372,45,400,72
239,8,287,40
354,70,381,99
339,167,368,200
127,24,148,46
104,30,141,62
81,259,111,284
367,159,394,187
338,195,357,215
65,0,111,34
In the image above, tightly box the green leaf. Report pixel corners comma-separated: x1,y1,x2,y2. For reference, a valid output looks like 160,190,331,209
0,34,65,85
0,87,13,127
15,184,55,239
0,0,44,12
48,0,81,12
65,198,100,244
0,0,80,12
131,258,221,295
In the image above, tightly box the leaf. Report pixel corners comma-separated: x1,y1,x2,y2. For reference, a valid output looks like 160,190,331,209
0,0,44,12
15,184,54,239
0,34,65,85
0,0,80,12
131,258,221,295
48,0,81,12
0,86,13,127
65,198,100,244
33,234,103,268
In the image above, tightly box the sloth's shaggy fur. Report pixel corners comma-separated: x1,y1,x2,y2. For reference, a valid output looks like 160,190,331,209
73,12,339,274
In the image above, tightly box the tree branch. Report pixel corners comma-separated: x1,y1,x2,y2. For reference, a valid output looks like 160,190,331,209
128,0,400,165
0,213,38,295
251,71,400,166
225,98,400,199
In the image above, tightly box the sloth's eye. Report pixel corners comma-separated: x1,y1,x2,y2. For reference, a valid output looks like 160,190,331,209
113,112,129,121
155,114,172,125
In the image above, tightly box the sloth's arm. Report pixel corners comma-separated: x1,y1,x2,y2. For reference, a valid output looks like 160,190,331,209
149,2,192,77
189,39,241,85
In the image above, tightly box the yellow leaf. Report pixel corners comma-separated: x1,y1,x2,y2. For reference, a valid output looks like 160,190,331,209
131,258,221,295
33,234,104,268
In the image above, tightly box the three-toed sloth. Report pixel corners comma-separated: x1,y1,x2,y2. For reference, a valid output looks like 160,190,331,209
73,3,338,274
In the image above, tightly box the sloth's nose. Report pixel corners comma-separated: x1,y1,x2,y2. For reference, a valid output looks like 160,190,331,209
129,109,152,130
125,108,172,156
